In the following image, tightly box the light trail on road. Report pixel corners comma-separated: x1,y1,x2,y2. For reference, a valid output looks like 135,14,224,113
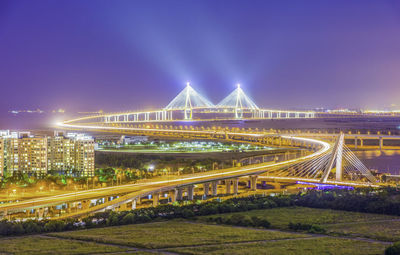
0,124,331,216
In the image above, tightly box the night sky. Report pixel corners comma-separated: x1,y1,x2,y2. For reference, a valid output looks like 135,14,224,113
1,1,400,128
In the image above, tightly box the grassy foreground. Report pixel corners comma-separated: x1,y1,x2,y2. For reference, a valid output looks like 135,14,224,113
198,206,400,242
167,237,386,255
0,219,390,255
0,236,127,255
199,206,397,228
49,220,307,249
0,206,396,254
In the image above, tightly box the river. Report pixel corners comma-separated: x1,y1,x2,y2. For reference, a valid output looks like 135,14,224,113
354,150,400,175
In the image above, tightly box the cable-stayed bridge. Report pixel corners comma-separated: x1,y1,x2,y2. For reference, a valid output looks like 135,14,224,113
3,120,380,219
68,83,315,125
269,133,377,183
31,84,384,220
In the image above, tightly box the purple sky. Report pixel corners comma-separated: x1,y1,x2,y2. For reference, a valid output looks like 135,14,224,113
1,0,400,128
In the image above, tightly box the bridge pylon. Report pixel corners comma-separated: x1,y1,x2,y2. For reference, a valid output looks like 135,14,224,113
164,82,214,120
320,132,376,183
320,133,344,182
217,84,259,119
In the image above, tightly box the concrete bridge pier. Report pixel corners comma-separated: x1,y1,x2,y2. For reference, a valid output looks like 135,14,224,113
211,181,218,196
152,193,159,207
233,178,239,195
379,137,383,150
1,209,7,220
225,180,232,194
169,190,176,203
37,208,45,219
250,176,258,191
132,199,137,210
187,185,195,200
175,188,183,201
203,183,210,197
81,200,90,210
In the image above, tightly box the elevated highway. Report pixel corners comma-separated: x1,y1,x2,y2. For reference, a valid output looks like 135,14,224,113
0,116,383,220
0,124,332,219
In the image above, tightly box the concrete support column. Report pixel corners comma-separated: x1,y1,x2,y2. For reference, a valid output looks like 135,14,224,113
187,185,194,200
379,137,383,151
175,188,183,201
225,179,231,194
211,181,218,196
169,190,176,203
82,200,90,210
233,178,239,195
119,203,128,211
37,208,44,219
250,176,258,191
355,136,358,149
152,193,159,207
203,183,210,197
132,199,137,210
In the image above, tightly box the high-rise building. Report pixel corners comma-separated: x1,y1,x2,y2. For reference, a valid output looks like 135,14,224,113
0,131,95,177
0,138,4,176
68,133,95,176
18,134,48,176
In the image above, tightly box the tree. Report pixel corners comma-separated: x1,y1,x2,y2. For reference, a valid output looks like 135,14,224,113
385,242,400,255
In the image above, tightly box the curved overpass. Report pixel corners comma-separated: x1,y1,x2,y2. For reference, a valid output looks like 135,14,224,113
0,118,337,219
2,116,380,220
0,117,331,217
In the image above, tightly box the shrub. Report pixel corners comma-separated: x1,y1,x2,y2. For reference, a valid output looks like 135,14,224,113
121,213,135,224
385,242,400,255
251,216,270,228
11,223,25,235
309,225,326,234
106,214,119,226
23,220,41,234
288,222,312,231
229,214,245,225
288,222,325,234
44,221,65,232
181,209,195,218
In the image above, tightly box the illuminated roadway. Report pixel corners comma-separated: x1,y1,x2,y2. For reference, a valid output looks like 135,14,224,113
0,121,381,219
0,122,334,218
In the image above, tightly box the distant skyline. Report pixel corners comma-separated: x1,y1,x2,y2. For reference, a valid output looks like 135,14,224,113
1,0,400,128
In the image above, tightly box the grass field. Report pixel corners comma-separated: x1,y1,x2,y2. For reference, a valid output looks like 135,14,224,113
49,220,307,249
198,206,400,242
327,220,400,242
199,206,398,229
166,237,387,255
0,236,127,255
0,207,396,254
0,217,391,254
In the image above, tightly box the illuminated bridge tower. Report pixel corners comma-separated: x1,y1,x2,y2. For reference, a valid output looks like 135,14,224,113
320,133,376,183
217,84,259,119
164,82,214,120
